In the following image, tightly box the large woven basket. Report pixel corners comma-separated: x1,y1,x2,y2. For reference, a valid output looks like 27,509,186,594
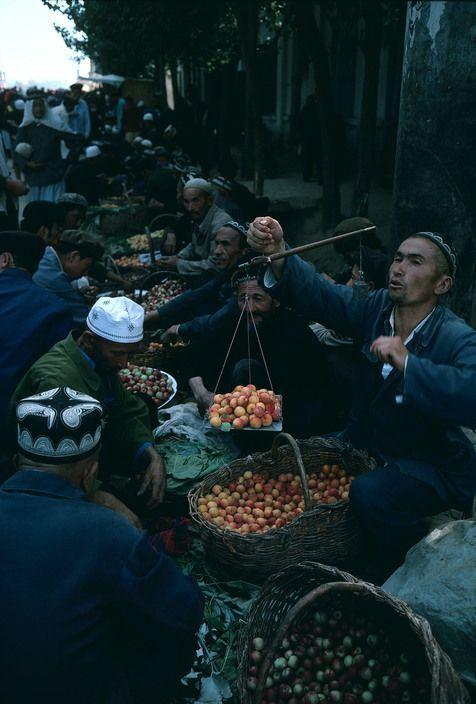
188,433,375,581
237,562,469,704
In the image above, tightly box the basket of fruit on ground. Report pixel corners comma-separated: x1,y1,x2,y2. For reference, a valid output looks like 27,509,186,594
133,271,190,312
237,561,469,704
208,385,282,432
188,433,375,581
118,364,177,408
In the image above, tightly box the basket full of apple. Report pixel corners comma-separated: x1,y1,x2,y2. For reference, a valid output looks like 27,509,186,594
188,433,376,581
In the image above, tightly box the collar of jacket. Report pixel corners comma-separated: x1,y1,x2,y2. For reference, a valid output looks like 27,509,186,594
1,468,87,502
377,297,445,348
63,331,104,392
197,203,220,233
0,268,32,283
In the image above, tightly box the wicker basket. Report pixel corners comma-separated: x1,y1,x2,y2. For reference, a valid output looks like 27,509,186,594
188,433,375,582
237,562,469,704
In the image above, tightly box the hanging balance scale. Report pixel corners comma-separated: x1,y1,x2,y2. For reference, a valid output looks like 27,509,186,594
207,223,375,432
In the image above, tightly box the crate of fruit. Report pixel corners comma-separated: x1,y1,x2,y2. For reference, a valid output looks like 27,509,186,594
237,561,469,704
188,433,375,581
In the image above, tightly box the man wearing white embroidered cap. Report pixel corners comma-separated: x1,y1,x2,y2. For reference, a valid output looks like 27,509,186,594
10,296,166,509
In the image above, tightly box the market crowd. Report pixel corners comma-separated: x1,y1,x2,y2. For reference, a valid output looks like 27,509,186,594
0,83,475,703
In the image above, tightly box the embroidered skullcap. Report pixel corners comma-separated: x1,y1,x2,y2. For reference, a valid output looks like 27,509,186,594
57,193,88,209
141,139,153,148
87,296,144,343
210,176,233,193
16,387,103,465
231,253,260,290
183,178,213,194
132,136,143,146
222,220,249,237
143,113,154,121
85,145,101,159
412,231,457,275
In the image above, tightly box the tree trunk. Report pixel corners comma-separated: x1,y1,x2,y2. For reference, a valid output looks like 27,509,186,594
182,60,191,97
289,38,303,133
218,58,237,174
293,1,341,230
352,2,383,216
154,54,167,98
236,0,265,194
169,59,180,106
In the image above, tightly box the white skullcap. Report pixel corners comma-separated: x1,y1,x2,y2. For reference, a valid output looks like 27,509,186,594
85,145,101,159
87,296,144,343
183,177,213,194
14,99,25,111
15,142,33,159
132,136,143,146
143,113,154,121
141,139,153,148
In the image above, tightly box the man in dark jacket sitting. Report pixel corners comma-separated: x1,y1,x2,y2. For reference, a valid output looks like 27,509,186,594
0,387,203,704
247,216,476,572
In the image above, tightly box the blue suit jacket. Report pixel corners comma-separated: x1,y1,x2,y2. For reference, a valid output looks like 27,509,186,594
262,255,476,510
0,268,73,443
0,470,204,703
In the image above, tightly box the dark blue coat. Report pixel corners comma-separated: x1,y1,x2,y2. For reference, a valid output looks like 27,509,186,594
0,268,73,446
0,470,204,703
262,255,476,510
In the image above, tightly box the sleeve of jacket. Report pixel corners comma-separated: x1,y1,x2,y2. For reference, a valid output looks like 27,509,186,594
178,294,238,341
260,254,383,341
108,381,155,459
403,326,476,428
157,277,219,328
113,533,204,690
176,254,219,276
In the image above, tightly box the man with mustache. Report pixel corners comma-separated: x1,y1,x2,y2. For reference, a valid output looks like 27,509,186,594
247,216,476,575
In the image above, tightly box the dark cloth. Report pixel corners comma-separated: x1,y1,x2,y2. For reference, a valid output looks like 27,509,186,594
261,256,476,511
9,332,154,476
145,166,178,212
182,305,332,436
15,123,80,187
33,245,89,326
0,268,72,448
349,463,446,561
158,270,232,330
65,161,105,205
0,470,203,704
298,97,322,181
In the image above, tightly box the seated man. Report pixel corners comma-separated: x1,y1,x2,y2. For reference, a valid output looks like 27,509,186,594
0,231,73,465
145,220,250,332
33,229,104,327
9,296,165,509
178,273,333,438
160,178,231,282
0,387,203,703
248,217,476,573
20,199,62,245
56,192,88,230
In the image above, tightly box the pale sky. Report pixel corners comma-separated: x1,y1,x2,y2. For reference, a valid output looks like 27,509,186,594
0,0,90,88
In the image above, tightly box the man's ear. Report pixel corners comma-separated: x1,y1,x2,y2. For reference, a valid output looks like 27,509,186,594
0,252,14,270
81,330,95,352
37,225,49,243
434,275,453,296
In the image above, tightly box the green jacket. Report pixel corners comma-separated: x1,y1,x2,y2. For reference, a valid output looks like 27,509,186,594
9,332,153,476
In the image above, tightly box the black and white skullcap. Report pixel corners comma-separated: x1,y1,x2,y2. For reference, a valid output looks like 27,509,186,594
413,231,457,275
16,387,103,465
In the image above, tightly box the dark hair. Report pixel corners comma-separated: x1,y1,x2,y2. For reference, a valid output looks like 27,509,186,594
20,201,61,234
56,201,87,221
56,235,104,262
0,231,45,274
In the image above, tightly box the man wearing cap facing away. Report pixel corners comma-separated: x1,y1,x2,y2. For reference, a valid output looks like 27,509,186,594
10,297,166,508
247,217,476,576
160,177,231,282
0,387,203,703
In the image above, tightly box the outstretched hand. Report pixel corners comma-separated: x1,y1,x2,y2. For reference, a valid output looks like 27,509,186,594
247,217,285,256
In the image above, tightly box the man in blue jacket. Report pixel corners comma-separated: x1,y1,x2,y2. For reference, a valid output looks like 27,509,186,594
0,386,203,703
0,231,72,462
248,217,476,570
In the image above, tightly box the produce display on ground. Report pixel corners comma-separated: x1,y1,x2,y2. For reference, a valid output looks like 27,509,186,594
119,365,176,407
136,278,189,313
247,604,430,704
196,464,354,535
208,385,282,431
127,230,164,252
115,254,152,269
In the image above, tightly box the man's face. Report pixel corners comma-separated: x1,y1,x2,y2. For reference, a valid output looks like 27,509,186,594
64,207,85,230
388,237,449,306
63,252,93,280
87,334,136,374
32,98,46,119
213,228,244,270
237,279,278,327
183,188,211,221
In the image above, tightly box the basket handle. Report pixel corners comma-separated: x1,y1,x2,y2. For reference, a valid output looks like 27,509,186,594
271,433,312,511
